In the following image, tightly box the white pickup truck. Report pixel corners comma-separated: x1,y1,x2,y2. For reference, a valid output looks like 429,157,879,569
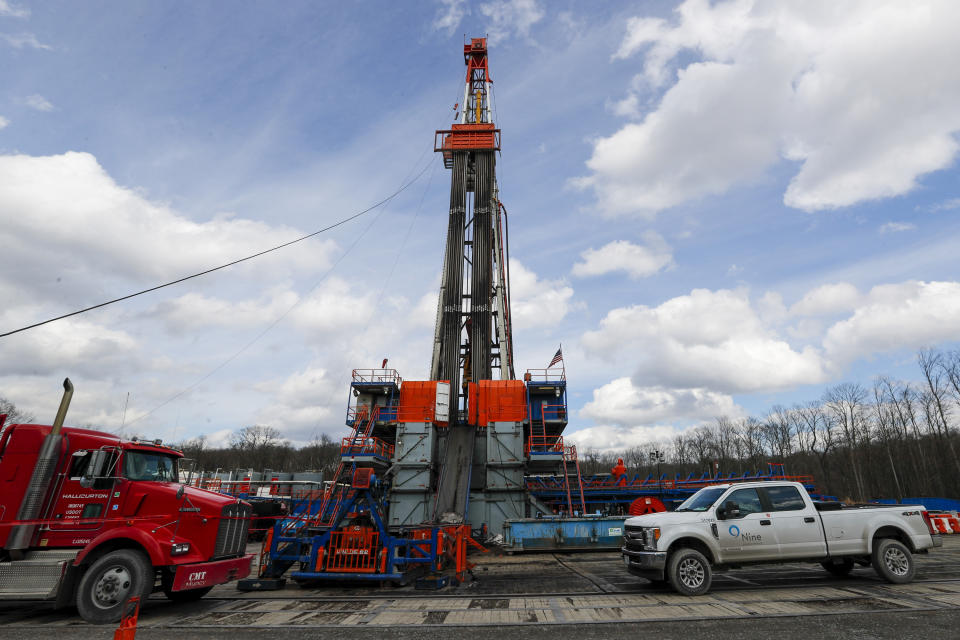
621,481,942,595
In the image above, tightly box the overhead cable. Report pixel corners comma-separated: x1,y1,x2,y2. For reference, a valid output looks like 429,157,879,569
0,159,432,339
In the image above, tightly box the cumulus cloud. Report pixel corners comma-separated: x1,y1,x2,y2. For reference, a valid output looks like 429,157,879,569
564,424,677,454
579,278,960,412
789,282,862,316
252,367,342,440
823,280,960,365
479,0,544,44
578,0,960,216
0,152,336,309
581,377,742,426
22,94,53,111
0,115,8,129
572,231,673,279
582,287,826,393
508,258,574,328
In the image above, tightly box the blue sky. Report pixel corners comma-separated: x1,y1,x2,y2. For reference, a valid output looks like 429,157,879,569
1,0,959,452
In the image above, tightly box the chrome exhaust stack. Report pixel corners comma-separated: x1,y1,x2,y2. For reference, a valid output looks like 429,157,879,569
5,378,74,557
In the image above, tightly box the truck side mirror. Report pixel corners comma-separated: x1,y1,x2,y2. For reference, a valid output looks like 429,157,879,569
724,500,742,519
81,449,109,488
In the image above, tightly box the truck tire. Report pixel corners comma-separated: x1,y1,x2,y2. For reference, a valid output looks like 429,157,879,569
821,558,854,577
667,548,712,596
872,538,915,584
163,586,213,602
76,549,155,624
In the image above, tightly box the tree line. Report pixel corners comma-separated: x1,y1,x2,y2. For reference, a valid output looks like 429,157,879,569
2,348,958,501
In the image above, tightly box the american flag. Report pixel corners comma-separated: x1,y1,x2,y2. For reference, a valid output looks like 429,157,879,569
548,346,563,368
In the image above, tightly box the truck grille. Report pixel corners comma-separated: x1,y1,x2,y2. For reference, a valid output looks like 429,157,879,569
214,502,251,558
623,524,647,551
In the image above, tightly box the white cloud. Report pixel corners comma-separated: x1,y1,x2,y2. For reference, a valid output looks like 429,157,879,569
0,152,336,309
564,424,677,454
479,0,544,44
0,313,139,378
925,197,960,213
252,367,341,439
879,221,916,234
789,282,861,316
1,32,51,50
581,377,742,426
508,258,574,328
23,94,54,112
579,1,960,216
432,0,468,34
572,231,673,279
148,288,300,333
823,280,960,365
0,115,8,129
0,1,28,18
582,287,827,393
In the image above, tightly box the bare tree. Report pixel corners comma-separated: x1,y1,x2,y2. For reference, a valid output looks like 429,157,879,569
0,396,35,425
823,383,868,501
918,349,960,484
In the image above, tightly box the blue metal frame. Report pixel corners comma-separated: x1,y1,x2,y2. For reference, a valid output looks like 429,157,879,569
260,478,452,583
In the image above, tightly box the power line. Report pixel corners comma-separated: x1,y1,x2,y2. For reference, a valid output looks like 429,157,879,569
0,158,433,339
126,150,438,425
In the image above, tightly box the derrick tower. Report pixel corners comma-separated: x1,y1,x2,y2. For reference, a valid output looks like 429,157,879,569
431,37,513,403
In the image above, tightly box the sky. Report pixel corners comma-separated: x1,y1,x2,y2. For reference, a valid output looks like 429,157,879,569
1,0,959,454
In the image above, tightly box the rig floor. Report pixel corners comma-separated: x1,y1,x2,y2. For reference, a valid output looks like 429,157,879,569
1,536,958,639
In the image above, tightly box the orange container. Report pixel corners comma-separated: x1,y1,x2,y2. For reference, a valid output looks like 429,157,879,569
475,380,527,425
398,381,439,422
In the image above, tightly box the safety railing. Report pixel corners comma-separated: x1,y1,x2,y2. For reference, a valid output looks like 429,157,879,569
524,368,565,382
541,403,567,421
340,436,394,460
526,435,564,456
351,369,402,385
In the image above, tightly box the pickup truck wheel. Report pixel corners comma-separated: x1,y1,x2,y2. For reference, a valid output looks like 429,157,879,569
821,558,854,577
76,549,154,624
163,585,213,602
667,548,712,596
872,539,915,584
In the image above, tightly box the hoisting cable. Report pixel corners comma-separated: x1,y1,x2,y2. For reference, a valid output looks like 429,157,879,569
0,158,433,339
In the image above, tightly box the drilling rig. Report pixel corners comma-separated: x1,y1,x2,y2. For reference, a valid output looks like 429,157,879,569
242,39,582,589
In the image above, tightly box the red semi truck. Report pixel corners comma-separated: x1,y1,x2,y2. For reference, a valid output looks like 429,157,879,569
0,379,253,623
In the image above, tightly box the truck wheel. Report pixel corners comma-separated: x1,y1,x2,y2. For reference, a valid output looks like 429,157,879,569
872,538,915,584
163,586,213,602
667,548,712,596
76,549,154,624
821,558,854,577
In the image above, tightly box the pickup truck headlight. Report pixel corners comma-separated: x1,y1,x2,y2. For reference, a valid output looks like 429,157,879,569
642,527,661,550
171,542,191,555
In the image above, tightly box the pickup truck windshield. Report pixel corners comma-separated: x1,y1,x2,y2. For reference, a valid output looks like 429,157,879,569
123,451,179,482
675,487,726,512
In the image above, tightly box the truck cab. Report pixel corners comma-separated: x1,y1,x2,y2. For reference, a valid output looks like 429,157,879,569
0,406,253,624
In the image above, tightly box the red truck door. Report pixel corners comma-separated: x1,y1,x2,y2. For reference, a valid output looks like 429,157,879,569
43,448,123,542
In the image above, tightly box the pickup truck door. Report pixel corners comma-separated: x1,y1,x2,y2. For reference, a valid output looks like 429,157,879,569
761,485,827,559
717,487,780,561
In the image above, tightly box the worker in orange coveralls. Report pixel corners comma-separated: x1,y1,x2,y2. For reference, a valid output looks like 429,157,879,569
611,458,627,486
